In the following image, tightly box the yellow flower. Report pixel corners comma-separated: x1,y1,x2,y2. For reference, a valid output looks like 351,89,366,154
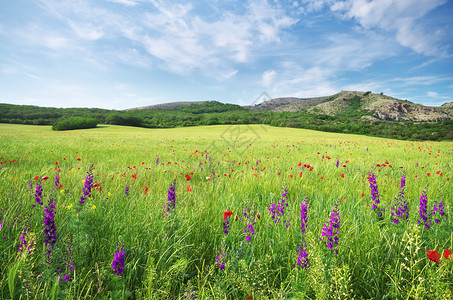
60,189,65,194
67,203,73,210
91,205,96,210
108,192,111,197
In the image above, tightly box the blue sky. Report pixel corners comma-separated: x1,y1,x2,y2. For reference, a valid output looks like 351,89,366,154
1,0,452,109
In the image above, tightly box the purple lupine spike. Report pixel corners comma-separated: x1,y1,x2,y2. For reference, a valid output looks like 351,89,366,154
432,187,445,224
43,196,57,263
391,176,409,224
216,243,226,270
368,173,384,217
319,202,340,254
125,184,129,196
54,173,60,188
35,182,43,205
80,167,94,205
417,186,430,229
112,243,125,276
269,186,290,225
297,198,309,269
336,159,339,168
164,180,176,217
223,217,230,235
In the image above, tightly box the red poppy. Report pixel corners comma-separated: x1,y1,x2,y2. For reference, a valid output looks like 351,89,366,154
247,296,252,300
185,174,191,181
340,174,345,178
143,186,149,194
56,184,63,189
77,158,81,161
256,213,260,219
93,183,100,188
427,173,431,176
34,175,39,180
55,162,58,165
41,176,49,181
223,210,233,220
187,185,192,192
444,249,452,260
426,250,441,263
131,173,137,180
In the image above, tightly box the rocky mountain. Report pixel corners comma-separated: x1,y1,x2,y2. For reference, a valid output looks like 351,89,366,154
244,91,452,122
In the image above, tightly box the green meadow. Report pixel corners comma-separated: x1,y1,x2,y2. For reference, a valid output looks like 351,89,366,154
0,123,452,299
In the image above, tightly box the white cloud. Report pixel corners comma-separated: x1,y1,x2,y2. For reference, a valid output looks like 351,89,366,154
261,70,277,87
107,0,140,6
330,0,448,57
427,91,438,97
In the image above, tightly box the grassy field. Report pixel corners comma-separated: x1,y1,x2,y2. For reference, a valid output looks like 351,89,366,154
0,123,452,299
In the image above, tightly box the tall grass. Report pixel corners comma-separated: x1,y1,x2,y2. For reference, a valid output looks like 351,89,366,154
0,124,451,299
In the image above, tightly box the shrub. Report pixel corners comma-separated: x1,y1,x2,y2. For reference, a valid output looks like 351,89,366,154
52,117,98,131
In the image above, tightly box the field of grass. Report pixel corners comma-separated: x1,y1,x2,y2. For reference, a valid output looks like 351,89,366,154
0,123,452,299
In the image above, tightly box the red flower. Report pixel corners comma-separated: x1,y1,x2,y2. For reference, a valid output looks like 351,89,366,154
427,173,431,176
187,185,192,192
34,175,39,180
143,186,149,194
340,174,344,178
185,174,191,181
223,210,233,220
41,176,49,181
444,249,452,260
256,212,260,219
235,215,238,221
93,183,100,188
77,158,81,161
131,173,137,180
426,250,441,263
55,162,58,165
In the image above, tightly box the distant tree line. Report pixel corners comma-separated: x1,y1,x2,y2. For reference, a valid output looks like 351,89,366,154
1,101,452,141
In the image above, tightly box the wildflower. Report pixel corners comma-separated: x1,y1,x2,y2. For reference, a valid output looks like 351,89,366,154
18,227,35,258
444,249,452,260
222,216,230,235
80,167,94,205
55,173,62,189
297,198,309,269
426,250,441,263
112,243,125,276
164,180,176,217
63,234,75,278
187,185,192,192
269,186,290,225
43,195,57,262
432,187,445,224
319,202,340,254
336,159,339,168
223,210,233,220
368,173,384,217
185,174,191,181
35,182,43,205
391,176,409,224
215,243,226,270
125,184,129,196
418,185,430,229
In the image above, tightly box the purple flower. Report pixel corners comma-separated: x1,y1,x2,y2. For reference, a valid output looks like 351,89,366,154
242,207,256,242
222,217,230,235
54,173,60,188
164,180,176,217
369,173,384,217
18,227,35,258
156,157,159,165
297,198,309,269
391,176,409,224
215,243,226,270
112,243,125,276
80,168,94,205
125,184,129,196
319,203,340,254
432,187,445,224
35,183,43,205
336,159,339,168
43,196,57,262
269,186,290,225
63,235,74,278
417,186,430,229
